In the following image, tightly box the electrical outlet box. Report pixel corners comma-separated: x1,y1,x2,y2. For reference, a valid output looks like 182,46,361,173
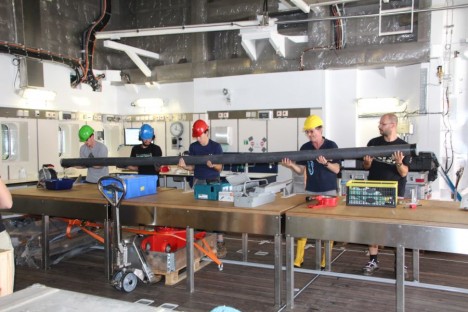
223,112,229,118
397,121,413,134
258,110,273,119
276,111,282,117
282,110,288,117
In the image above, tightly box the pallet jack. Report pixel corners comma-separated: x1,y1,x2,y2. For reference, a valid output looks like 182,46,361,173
97,176,223,293
98,176,160,292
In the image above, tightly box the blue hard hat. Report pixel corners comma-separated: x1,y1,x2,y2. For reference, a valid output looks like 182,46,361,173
211,307,241,312
139,124,154,140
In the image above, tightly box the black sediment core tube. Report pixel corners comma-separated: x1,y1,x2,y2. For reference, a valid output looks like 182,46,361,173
61,144,417,168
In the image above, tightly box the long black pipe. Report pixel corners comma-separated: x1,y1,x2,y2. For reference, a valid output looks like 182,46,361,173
61,144,417,168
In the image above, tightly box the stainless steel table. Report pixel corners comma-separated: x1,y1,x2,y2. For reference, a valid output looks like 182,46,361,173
285,198,468,312
4,183,303,307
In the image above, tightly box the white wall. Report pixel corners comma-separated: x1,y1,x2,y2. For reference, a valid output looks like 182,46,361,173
193,71,325,112
326,69,358,148
116,81,194,116
429,4,468,198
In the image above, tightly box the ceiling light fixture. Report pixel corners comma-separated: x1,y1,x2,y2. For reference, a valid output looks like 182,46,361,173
145,81,161,89
20,87,56,101
357,97,406,114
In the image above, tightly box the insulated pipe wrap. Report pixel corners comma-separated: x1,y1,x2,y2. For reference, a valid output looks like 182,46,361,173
61,144,417,168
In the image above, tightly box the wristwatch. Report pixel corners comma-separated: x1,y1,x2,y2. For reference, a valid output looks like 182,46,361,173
396,163,403,167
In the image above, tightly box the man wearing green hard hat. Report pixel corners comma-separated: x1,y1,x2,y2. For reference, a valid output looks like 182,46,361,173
78,125,109,183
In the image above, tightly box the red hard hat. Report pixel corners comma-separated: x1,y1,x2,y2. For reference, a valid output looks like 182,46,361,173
192,119,209,137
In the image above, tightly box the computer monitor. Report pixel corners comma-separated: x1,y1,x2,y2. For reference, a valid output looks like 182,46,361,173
124,128,140,146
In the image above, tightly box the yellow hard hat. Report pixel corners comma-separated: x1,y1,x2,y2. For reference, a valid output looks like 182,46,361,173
303,115,323,131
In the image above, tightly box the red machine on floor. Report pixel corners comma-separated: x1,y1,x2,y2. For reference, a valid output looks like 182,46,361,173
140,227,207,253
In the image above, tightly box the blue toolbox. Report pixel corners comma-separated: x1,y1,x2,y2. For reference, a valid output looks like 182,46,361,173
101,175,158,199
194,183,230,200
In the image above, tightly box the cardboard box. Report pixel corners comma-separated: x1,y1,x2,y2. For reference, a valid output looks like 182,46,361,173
0,249,14,297
101,175,158,199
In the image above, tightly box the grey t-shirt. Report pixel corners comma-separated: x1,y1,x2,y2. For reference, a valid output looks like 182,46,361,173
79,141,109,183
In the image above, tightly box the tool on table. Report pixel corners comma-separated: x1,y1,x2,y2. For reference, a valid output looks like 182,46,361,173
307,195,338,209
234,179,292,208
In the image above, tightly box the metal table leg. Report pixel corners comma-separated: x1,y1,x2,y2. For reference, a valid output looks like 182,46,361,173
274,233,282,307
242,233,248,262
396,244,406,312
315,239,322,270
286,234,294,309
324,240,331,271
412,249,419,282
41,215,50,270
186,227,195,293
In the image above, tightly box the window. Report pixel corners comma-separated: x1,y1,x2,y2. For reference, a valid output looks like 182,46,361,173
58,126,65,157
1,123,18,161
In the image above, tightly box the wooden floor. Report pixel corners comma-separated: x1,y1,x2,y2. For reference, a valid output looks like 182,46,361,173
13,234,468,312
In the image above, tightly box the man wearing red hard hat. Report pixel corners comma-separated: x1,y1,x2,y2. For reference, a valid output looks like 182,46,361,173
178,119,226,258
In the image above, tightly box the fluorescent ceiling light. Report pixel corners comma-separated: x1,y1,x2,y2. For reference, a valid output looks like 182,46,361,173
145,81,161,89
357,97,405,114
20,87,56,101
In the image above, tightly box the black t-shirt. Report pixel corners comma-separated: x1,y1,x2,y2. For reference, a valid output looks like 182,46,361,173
298,138,339,193
130,143,163,175
367,136,411,197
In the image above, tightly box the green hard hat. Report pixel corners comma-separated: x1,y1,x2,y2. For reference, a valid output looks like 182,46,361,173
78,125,94,142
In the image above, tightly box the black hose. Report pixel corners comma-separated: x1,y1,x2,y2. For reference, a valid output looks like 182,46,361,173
61,144,417,168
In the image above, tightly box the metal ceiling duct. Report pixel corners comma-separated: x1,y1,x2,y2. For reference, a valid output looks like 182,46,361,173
97,0,431,84
0,0,440,86
20,0,44,88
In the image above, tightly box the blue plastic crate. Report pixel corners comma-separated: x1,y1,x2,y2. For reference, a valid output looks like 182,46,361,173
45,178,75,190
101,175,158,199
194,183,230,201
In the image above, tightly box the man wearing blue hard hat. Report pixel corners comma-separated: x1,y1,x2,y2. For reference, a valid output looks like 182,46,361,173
127,124,163,182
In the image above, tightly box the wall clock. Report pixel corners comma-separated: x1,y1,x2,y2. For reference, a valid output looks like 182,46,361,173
170,121,184,137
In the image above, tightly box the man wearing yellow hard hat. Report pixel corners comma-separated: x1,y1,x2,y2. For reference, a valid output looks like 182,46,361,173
281,115,340,269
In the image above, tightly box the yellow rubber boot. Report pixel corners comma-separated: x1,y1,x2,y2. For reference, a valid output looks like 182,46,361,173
294,238,307,267
320,240,334,268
